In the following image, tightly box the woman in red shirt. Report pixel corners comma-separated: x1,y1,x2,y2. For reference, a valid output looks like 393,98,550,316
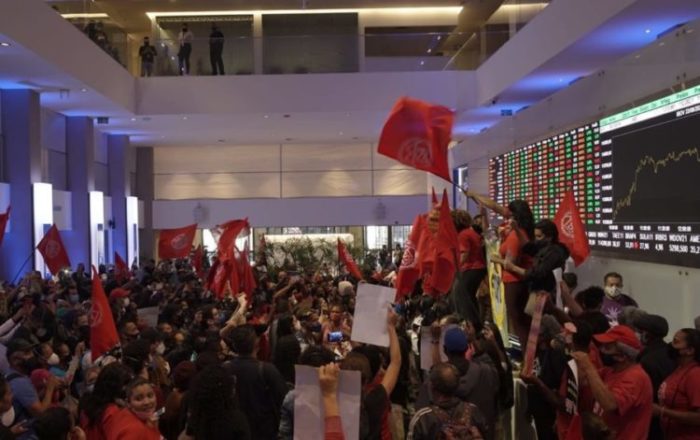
655,328,700,439
106,378,163,440
452,210,487,326
79,363,133,440
464,191,535,348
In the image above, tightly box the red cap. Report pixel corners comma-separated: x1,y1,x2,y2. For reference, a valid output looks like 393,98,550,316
109,288,129,300
593,325,641,350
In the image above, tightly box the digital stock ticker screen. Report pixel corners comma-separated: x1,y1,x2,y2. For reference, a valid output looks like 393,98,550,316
489,86,700,268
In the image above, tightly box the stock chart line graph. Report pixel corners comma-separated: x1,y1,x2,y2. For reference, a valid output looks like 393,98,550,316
613,147,700,220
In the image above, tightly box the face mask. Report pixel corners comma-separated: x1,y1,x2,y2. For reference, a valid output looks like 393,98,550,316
123,298,130,307
69,294,80,304
600,352,617,367
667,344,681,360
604,286,621,298
84,383,95,394
1,406,15,427
156,343,166,355
46,353,60,366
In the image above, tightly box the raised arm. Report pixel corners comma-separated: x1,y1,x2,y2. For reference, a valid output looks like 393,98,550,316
381,309,402,396
463,190,509,217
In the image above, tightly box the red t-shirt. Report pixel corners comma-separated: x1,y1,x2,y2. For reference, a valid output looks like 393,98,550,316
596,364,653,440
458,228,486,271
499,227,532,283
80,403,121,440
106,408,162,440
658,362,700,439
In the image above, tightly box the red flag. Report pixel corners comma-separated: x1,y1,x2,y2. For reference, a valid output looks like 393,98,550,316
337,239,363,281
207,258,230,299
238,243,257,300
114,252,129,283
0,206,10,248
554,190,591,266
217,218,249,262
158,224,197,259
36,224,71,275
378,97,454,182
192,245,204,279
395,214,427,300
431,188,439,207
421,191,458,295
90,266,120,361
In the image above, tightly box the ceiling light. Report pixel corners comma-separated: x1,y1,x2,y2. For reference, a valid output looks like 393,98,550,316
264,114,269,119
427,48,432,53
645,29,651,34
0,42,10,47
420,61,425,66
339,132,344,136
61,13,108,19
130,117,136,121
182,116,188,120
80,88,88,92
146,6,461,19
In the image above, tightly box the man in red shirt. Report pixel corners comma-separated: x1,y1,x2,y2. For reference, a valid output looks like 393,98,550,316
572,325,653,440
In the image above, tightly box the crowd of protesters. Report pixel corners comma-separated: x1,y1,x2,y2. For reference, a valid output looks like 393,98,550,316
0,194,698,440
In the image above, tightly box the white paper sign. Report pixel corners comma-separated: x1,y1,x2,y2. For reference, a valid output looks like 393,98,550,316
294,365,361,440
350,283,395,347
138,307,159,328
553,268,563,308
420,324,458,371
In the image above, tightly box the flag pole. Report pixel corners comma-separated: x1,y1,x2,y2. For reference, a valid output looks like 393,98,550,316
11,251,36,285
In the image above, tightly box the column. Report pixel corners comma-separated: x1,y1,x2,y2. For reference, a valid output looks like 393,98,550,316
108,134,129,259
253,13,264,74
64,116,95,268
0,90,42,281
135,147,154,260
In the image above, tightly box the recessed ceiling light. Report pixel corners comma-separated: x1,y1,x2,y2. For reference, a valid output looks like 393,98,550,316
635,54,641,59
437,36,442,41
645,29,651,34
130,117,136,121
80,88,88,92
0,42,10,47
339,132,344,136
263,114,269,119
182,116,188,120
427,48,432,53
420,61,425,66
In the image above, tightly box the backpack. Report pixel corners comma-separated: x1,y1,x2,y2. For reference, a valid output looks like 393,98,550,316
430,401,483,440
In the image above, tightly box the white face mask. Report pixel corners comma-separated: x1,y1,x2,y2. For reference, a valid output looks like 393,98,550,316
47,353,60,366
156,342,166,355
604,286,621,298
1,406,15,427
123,298,130,307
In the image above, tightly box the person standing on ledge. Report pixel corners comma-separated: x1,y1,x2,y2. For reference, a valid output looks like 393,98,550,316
209,23,225,75
178,23,194,75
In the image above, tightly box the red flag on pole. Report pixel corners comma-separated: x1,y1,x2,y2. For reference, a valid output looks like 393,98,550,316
217,218,249,262
192,245,204,279
206,258,230,299
337,239,363,281
378,97,454,182
0,206,10,248
36,224,71,275
114,252,129,283
554,190,591,266
238,243,257,300
431,190,458,293
158,224,197,259
90,266,120,361
395,214,427,300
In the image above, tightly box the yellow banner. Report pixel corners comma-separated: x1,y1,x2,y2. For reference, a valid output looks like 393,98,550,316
485,236,509,344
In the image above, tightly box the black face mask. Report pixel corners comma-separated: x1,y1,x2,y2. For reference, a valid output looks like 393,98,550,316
667,344,681,360
600,352,617,367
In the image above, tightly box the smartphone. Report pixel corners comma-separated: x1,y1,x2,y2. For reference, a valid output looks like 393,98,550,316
327,331,343,343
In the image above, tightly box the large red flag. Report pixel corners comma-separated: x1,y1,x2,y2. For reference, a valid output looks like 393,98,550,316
36,224,71,275
378,97,454,182
217,218,249,262
90,266,120,361
206,258,230,299
554,190,591,266
431,188,439,207
395,214,427,300
238,243,257,300
0,206,10,248
432,190,458,293
114,252,129,283
337,239,363,281
158,224,197,259
192,245,204,279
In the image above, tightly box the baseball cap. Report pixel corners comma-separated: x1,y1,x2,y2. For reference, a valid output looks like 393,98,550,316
443,327,468,353
6,338,38,358
634,314,669,339
109,288,129,301
593,325,641,350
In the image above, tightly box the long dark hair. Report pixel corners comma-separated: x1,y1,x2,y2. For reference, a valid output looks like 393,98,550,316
680,328,700,362
535,219,559,243
80,362,133,427
187,365,239,439
508,199,534,240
